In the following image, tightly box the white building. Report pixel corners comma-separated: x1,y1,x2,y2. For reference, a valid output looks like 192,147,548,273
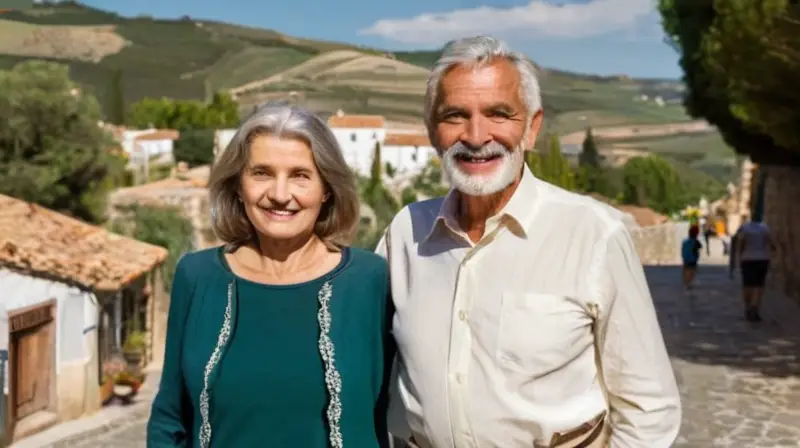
382,132,437,177
213,112,435,183
327,112,387,176
120,129,180,168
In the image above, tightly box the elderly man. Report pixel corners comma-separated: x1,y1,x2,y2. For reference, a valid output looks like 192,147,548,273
377,36,681,447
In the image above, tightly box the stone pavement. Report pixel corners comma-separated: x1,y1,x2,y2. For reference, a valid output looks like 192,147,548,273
654,257,800,447
16,241,800,447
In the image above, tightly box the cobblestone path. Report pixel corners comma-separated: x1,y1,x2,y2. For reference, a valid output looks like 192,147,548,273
653,262,800,448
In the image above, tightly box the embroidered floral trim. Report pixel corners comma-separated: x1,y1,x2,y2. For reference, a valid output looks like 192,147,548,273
318,281,343,448
198,282,233,448
197,281,343,448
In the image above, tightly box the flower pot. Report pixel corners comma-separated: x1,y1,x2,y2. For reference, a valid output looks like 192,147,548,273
113,378,140,405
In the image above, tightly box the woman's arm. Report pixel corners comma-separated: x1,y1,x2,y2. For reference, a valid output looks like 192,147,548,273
374,262,397,448
147,256,195,447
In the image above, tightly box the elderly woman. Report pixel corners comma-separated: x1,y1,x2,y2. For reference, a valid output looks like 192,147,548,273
147,104,394,448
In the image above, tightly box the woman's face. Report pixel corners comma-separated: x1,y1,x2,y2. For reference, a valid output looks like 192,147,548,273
239,134,327,243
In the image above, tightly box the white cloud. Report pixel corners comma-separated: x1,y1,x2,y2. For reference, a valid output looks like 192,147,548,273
359,0,657,45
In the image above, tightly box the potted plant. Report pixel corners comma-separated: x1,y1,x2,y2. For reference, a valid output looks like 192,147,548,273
113,369,146,405
101,358,126,405
122,330,147,367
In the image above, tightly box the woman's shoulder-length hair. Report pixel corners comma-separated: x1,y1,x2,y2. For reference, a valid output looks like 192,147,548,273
207,103,360,251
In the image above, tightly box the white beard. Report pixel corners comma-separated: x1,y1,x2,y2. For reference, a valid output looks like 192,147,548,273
440,140,525,196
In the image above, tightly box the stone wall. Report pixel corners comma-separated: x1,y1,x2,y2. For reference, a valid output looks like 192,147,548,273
109,187,218,250
629,221,685,265
762,165,800,305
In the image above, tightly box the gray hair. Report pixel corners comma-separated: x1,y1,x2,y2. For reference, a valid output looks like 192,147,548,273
208,103,359,250
424,36,542,146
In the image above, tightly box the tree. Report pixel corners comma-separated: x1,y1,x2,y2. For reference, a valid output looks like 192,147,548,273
579,127,601,168
659,0,799,165
704,1,800,151
369,141,382,190
128,92,239,130
621,155,683,214
108,69,126,125
111,204,194,289
0,61,126,223
173,129,215,167
526,135,577,191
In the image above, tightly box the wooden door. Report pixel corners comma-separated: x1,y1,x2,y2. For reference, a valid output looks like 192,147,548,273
12,324,52,419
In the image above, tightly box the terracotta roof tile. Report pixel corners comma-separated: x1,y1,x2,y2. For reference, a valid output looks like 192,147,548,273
0,194,168,292
586,193,668,227
134,129,180,141
327,115,385,129
383,133,431,147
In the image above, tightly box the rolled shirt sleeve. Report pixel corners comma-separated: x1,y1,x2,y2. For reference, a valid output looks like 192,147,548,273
594,225,682,447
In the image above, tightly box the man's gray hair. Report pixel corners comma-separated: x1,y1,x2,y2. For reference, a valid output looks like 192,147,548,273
208,103,359,250
424,36,542,145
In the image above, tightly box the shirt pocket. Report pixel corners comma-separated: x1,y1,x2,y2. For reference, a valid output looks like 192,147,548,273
497,292,590,376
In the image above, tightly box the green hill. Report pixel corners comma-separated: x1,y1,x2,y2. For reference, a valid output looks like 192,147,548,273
0,1,692,131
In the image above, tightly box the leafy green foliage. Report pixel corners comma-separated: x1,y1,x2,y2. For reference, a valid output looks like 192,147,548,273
579,127,601,168
526,135,578,191
112,203,194,289
659,0,800,165
128,91,239,130
621,155,683,214
0,60,126,223
108,69,125,125
704,0,800,151
173,129,215,167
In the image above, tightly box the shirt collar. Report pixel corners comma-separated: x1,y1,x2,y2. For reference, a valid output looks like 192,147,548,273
424,165,540,243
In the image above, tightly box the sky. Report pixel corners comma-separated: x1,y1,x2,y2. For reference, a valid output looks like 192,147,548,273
80,0,682,79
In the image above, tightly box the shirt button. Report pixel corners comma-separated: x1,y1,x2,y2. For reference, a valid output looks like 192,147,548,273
458,310,468,321
456,373,464,384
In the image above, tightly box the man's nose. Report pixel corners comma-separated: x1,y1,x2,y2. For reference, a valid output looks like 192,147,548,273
460,117,492,149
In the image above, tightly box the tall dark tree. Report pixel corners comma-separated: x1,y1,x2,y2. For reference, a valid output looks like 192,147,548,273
658,0,800,165
0,61,126,222
579,127,601,168
108,68,126,125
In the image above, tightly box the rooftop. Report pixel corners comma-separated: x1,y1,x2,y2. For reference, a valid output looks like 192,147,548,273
383,133,432,147
327,114,386,129
0,194,168,292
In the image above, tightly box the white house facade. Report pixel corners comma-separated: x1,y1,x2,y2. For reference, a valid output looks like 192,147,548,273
0,270,99,438
327,113,387,177
381,132,437,177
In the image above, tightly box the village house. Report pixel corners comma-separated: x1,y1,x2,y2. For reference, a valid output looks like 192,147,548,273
0,195,168,442
108,164,218,250
327,112,387,176
381,132,437,177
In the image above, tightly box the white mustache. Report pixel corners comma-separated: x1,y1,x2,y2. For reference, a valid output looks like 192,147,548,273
446,141,510,158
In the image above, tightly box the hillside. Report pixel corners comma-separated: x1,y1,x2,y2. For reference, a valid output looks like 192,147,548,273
0,2,690,127
0,2,736,184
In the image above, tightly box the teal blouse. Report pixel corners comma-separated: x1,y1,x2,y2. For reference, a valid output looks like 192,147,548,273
147,246,394,447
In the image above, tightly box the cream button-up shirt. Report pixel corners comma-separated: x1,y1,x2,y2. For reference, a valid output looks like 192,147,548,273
377,166,681,448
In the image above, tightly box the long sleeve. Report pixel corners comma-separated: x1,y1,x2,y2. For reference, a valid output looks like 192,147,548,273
595,225,682,447
374,276,397,448
147,256,195,447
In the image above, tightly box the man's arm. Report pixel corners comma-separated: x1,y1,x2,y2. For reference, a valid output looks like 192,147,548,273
595,225,682,447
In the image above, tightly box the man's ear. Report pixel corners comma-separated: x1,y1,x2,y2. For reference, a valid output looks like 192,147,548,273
525,109,544,150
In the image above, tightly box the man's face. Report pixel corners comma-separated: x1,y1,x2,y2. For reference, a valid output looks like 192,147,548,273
433,59,542,196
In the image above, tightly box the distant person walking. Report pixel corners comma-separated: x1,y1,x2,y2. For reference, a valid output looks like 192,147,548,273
735,218,775,322
681,225,703,293
702,219,714,256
